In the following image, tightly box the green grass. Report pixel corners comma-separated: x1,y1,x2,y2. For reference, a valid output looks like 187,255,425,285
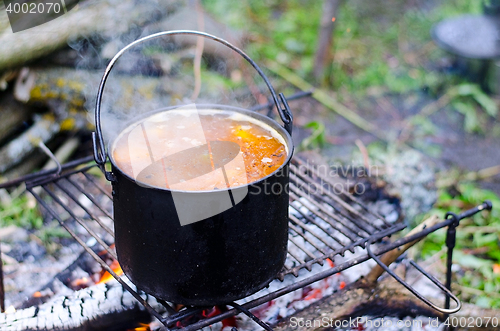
204,0,483,95
417,182,500,308
203,0,496,134
0,195,43,230
326,0,482,95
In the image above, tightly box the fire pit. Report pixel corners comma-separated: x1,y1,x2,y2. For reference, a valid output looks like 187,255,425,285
0,147,489,330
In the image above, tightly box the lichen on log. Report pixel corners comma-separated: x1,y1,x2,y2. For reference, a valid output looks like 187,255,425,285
14,67,92,108
13,67,180,111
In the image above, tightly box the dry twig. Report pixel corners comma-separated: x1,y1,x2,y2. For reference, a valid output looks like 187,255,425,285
266,60,388,142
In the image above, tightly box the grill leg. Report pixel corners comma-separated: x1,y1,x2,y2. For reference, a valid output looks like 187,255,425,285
0,241,5,313
445,220,457,331
443,200,492,331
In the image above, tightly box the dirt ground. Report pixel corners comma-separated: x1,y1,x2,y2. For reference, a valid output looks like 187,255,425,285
289,85,500,197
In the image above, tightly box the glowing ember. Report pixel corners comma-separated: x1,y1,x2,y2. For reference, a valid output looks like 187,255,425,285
205,307,236,329
304,288,322,301
175,306,236,329
71,277,90,289
127,323,151,331
97,259,123,284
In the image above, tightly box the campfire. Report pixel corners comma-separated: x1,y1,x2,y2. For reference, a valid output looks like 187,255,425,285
1,150,490,330
0,2,496,330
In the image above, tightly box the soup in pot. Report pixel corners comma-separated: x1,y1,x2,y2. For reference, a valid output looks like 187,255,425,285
111,108,288,191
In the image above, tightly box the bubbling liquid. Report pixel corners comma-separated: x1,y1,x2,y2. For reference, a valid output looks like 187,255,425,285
111,109,288,191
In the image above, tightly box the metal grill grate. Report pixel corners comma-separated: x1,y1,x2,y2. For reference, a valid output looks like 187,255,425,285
19,156,406,330
281,159,398,279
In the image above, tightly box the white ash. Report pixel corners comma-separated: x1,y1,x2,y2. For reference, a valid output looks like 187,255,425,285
2,241,84,308
7,164,405,330
231,204,398,330
366,199,400,223
2,175,115,308
334,247,377,284
377,150,437,223
1,276,167,331
403,262,446,305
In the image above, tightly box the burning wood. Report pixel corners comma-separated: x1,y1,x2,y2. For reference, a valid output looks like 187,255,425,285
96,259,123,285
0,280,161,331
1,152,493,331
0,240,158,330
0,0,491,324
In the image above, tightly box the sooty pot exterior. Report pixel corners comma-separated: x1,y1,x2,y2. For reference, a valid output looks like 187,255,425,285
111,160,290,305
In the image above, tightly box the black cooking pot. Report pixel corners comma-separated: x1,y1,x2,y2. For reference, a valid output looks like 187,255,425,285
93,30,293,305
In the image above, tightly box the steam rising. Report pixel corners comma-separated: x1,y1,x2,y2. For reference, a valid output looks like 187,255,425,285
67,1,268,154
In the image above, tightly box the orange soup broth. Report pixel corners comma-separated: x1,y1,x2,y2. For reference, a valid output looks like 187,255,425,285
112,109,288,191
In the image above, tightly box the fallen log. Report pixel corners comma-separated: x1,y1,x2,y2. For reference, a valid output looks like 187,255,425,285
0,114,60,173
14,67,95,107
0,3,10,34
0,71,18,91
0,150,48,183
0,94,32,143
13,67,190,124
0,0,179,73
9,66,193,174
40,137,80,171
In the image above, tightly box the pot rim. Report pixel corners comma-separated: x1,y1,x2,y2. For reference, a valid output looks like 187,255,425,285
108,104,294,193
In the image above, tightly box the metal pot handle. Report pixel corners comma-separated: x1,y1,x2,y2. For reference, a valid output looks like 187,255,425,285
92,30,293,172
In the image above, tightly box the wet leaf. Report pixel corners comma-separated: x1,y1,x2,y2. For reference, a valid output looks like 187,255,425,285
473,232,498,248
472,91,498,117
453,84,498,117
453,101,481,133
475,295,492,308
301,121,327,150
453,250,492,269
